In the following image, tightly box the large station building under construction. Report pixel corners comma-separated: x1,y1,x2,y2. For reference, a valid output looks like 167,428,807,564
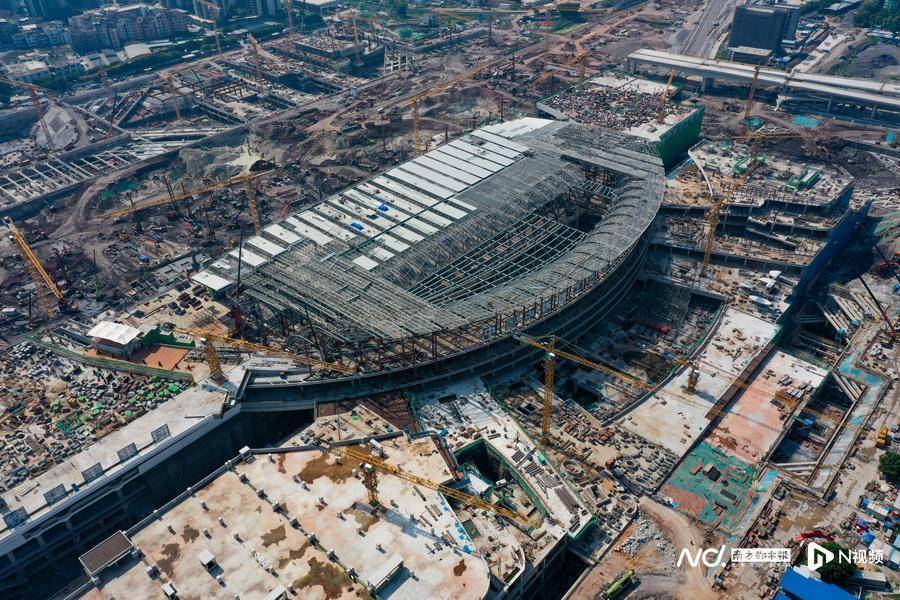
192,118,665,402
0,119,666,598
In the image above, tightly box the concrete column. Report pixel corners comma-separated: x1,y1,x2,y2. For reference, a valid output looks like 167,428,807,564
701,77,713,92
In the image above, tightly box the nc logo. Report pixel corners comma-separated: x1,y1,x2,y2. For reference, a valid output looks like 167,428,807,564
807,541,835,572
677,545,728,568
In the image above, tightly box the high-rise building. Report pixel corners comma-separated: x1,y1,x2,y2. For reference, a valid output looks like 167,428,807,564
729,1,801,53
68,4,188,51
250,0,281,18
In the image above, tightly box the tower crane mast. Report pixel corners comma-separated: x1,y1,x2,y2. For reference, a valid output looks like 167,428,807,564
3,217,65,318
179,327,354,375
0,77,56,152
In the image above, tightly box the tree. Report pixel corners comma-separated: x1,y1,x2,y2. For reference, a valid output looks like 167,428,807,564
388,0,407,18
807,541,856,583
854,0,884,26
880,451,900,483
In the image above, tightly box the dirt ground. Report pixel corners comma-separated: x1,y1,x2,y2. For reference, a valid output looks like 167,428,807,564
571,497,717,600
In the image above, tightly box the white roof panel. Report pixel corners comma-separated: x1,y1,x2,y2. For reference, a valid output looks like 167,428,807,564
246,236,286,257
264,223,301,245
413,156,482,185
317,204,408,252
432,202,467,220
192,271,232,292
476,139,523,160
482,117,553,137
426,149,494,178
316,204,374,236
344,189,416,224
469,129,528,155
371,247,395,261
418,210,453,227
209,258,235,273
448,140,515,166
397,163,468,193
283,216,333,246
331,198,418,246
434,145,504,172
376,234,410,253
373,176,443,208
87,321,141,345
359,183,433,215
229,247,267,267
351,186,439,235
386,169,455,199
448,197,478,212
353,255,379,270
298,210,355,241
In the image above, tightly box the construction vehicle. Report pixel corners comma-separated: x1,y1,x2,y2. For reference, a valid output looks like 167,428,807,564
877,425,890,448
332,444,540,528
194,0,222,54
603,570,636,599
0,77,56,152
179,327,355,376
3,217,66,319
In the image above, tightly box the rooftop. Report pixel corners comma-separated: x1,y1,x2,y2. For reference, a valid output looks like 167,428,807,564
538,74,697,137
81,428,492,599
86,321,142,346
620,308,780,456
189,118,662,347
0,379,225,545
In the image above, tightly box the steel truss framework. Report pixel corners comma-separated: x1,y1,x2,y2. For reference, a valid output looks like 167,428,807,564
240,121,665,380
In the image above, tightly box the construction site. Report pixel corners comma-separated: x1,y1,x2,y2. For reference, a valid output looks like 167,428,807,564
0,0,899,598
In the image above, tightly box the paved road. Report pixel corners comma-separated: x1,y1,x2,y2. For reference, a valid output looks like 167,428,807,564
680,0,737,58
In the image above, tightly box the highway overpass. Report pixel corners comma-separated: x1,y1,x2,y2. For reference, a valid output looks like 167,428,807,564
627,48,900,121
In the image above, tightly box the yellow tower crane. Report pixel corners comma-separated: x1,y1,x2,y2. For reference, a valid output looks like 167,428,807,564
199,336,226,382
178,327,355,375
243,173,262,234
194,0,222,54
656,69,678,123
742,66,762,134
515,334,652,445
0,77,56,153
515,332,800,439
104,171,269,219
247,34,265,82
699,128,802,275
408,58,502,155
285,0,294,33
334,445,540,528
3,217,65,319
